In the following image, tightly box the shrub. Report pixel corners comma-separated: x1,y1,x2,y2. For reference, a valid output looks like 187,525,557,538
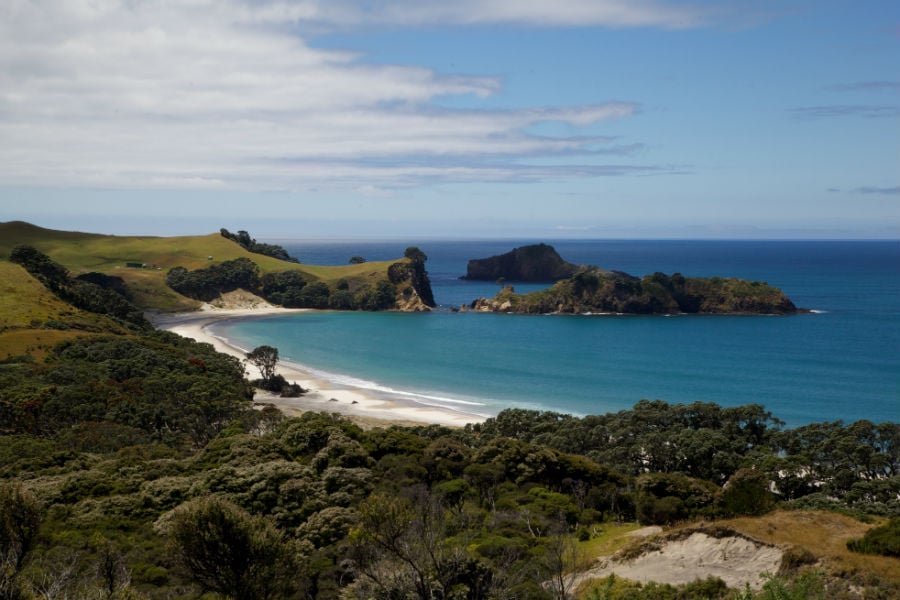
718,468,775,517
166,496,304,599
847,517,900,557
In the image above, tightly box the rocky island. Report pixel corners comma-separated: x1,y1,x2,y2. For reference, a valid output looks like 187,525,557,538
466,244,801,315
461,242,584,282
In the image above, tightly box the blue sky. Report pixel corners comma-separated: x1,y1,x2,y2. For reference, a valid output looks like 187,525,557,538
0,0,897,238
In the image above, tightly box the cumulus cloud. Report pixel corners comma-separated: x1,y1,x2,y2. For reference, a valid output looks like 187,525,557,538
0,0,675,191
312,0,710,29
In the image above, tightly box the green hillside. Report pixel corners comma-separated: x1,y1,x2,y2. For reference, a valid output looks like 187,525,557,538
0,261,133,359
0,221,411,313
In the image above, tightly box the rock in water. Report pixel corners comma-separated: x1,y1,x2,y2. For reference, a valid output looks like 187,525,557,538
461,244,582,282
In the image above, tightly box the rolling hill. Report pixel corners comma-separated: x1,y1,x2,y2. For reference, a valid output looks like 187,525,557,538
0,221,418,313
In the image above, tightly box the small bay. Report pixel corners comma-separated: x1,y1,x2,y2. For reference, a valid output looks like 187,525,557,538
213,240,900,426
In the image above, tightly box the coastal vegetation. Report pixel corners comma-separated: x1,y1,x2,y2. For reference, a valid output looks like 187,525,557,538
1,226,898,598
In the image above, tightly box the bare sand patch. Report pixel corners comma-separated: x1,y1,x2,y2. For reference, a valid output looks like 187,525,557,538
578,530,783,591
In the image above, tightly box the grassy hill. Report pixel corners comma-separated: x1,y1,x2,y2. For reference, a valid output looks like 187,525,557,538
0,221,403,312
0,261,133,360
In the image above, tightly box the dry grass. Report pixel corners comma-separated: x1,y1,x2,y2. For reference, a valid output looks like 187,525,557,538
721,509,900,583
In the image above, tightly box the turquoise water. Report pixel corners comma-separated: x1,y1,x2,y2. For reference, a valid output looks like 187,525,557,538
213,241,900,426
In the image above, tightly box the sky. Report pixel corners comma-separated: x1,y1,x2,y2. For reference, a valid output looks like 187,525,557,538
0,0,898,239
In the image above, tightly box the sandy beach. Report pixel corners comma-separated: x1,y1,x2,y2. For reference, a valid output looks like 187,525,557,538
149,306,486,428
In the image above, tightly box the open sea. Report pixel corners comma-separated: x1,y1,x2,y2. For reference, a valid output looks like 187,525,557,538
211,240,900,427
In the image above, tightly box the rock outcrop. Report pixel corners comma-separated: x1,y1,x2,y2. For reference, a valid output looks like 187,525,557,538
461,244,583,282
388,256,435,311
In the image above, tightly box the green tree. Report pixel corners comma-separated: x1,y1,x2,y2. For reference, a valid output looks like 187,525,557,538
166,258,261,302
0,483,41,599
260,270,307,306
168,497,303,600
245,345,279,385
9,244,69,286
299,281,331,309
718,468,775,517
349,487,481,600
404,246,427,264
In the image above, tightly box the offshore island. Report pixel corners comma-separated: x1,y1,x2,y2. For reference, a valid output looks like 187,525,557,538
462,244,800,315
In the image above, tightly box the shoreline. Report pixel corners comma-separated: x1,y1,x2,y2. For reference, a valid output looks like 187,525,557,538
148,307,487,428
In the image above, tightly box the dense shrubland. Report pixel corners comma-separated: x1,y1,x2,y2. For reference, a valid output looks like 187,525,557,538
0,331,252,447
3,379,898,598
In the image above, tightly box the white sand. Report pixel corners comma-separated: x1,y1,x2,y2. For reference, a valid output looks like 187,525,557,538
149,307,486,428
578,532,783,591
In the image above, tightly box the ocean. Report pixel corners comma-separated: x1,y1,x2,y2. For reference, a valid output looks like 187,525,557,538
211,240,900,427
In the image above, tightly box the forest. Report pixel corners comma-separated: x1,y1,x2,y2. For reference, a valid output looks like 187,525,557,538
1,247,899,599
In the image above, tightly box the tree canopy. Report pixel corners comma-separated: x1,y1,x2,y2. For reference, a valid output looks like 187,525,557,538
245,345,279,384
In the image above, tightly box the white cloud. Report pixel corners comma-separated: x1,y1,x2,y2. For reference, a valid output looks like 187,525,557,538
0,0,662,192
298,0,709,29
